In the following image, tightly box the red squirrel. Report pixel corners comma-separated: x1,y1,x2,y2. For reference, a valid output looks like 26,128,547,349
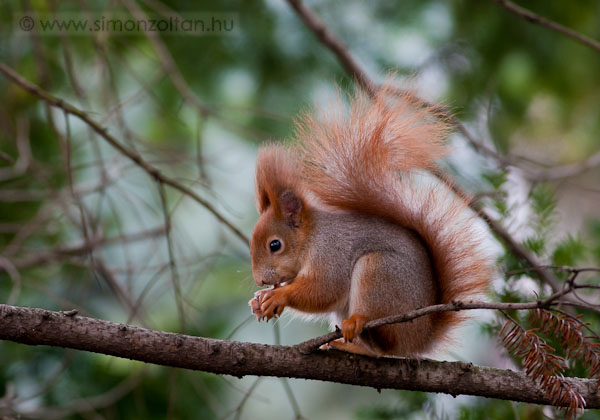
248,85,493,357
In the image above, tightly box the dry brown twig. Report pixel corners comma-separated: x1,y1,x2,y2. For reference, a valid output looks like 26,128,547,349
533,309,600,378
496,299,600,418
495,268,600,418
500,316,586,419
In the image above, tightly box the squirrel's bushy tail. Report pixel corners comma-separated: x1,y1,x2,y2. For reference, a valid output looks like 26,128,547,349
294,86,493,349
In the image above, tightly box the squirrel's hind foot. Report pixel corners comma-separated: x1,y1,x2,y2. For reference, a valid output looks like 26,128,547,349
322,339,379,357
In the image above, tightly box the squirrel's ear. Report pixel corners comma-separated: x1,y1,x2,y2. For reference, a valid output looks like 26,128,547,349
279,190,303,228
254,144,300,215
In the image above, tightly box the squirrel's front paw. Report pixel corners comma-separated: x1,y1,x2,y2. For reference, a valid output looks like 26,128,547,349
258,287,287,321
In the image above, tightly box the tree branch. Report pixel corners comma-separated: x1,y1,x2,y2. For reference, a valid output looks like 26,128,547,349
526,150,600,182
285,0,377,95
491,0,600,54
1,304,598,409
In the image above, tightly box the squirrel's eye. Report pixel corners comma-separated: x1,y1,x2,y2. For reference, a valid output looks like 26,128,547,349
269,239,282,253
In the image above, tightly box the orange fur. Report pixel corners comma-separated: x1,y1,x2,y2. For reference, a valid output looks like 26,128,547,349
251,85,494,355
293,86,493,348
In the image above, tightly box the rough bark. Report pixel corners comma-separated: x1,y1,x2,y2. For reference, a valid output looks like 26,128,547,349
1,304,598,409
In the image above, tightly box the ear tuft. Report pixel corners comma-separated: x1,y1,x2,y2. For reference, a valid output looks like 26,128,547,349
255,144,303,215
279,190,303,228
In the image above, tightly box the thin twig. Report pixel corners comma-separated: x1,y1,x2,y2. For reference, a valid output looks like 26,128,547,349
526,150,600,181
298,287,573,354
507,265,600,276
158,181,186,331
0,118,31,182
491,0,600,54
0,256,21,305
284,0,376,95
231,378,262,420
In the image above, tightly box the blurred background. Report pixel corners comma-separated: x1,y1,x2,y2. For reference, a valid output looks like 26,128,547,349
0,0,599,419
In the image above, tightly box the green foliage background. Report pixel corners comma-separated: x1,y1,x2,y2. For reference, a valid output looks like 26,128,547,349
0,0,599,419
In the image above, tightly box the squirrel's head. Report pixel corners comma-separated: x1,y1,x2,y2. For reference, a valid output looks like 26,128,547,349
250,190,310,286
250,145,310,287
